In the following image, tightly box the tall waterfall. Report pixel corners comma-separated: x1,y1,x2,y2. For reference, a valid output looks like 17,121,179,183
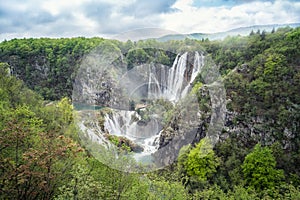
147,51,204,101
103,51,205,159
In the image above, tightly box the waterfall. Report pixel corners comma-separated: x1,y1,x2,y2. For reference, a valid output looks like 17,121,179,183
181,51,204,98
77,110,112,148
102,51,205,159
166,52,188,101
77,51,205,162
104,110,161,139
146,51,204,102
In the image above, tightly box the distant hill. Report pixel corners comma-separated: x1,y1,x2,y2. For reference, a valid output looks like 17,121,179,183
155,23,300,41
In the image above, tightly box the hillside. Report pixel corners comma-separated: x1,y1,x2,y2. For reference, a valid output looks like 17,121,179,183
0,27,300,199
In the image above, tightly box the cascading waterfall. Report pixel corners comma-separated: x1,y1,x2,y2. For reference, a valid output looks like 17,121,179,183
146,51,204,101
103,51,205,160
181,51,204,98
104,111,161,139
166,52,188,101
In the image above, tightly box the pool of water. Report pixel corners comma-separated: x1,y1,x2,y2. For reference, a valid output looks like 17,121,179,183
73,103,103,110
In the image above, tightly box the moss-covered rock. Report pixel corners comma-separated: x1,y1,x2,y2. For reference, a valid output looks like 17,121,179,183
105,134,144,153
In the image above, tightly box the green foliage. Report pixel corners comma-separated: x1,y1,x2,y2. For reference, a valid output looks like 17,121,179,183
284,184,300,200
242,144,285,192
177,144,191,172
192,185,227,200
0,69,83,199
186,139,220,182
214,138,249,188
55,164,105,200
1,27,300,199
105,134,142,153
154,50,172,66
126,48,150,70
0,37,104,100
86,157,151,199
227,185,259,200
223,27,300,154
191,82,203,95
148,180,189,200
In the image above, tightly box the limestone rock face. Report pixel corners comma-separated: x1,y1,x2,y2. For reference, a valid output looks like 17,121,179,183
72,66,129,109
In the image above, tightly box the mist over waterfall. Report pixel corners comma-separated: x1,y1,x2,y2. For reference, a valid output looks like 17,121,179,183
147,51,204,101
102,51,205,160
104,110,161,139
74,51,205,164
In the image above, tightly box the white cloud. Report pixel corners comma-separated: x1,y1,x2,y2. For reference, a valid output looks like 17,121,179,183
0,0,299,41
161,0,300,33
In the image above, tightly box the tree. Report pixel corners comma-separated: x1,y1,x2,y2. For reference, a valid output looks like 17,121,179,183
271,28,275,34
260,30,266,40
126,48,150,70
242,144,284,192
185,138,220,182
263,52,289,82
0,106,82,199
148,180,189,200
249,30,255,36
54,164,105,200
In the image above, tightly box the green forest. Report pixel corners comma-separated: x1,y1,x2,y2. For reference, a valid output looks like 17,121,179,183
0,27,300,199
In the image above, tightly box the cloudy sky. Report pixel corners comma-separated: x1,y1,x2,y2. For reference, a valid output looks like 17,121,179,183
0,0,300,41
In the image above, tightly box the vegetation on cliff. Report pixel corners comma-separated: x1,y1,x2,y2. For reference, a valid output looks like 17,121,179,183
0,27,300,199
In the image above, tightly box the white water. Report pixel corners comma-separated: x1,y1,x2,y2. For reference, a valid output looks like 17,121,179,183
104,110,160,139
77,111,112,148
147,51,204,101
103,52,205,161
